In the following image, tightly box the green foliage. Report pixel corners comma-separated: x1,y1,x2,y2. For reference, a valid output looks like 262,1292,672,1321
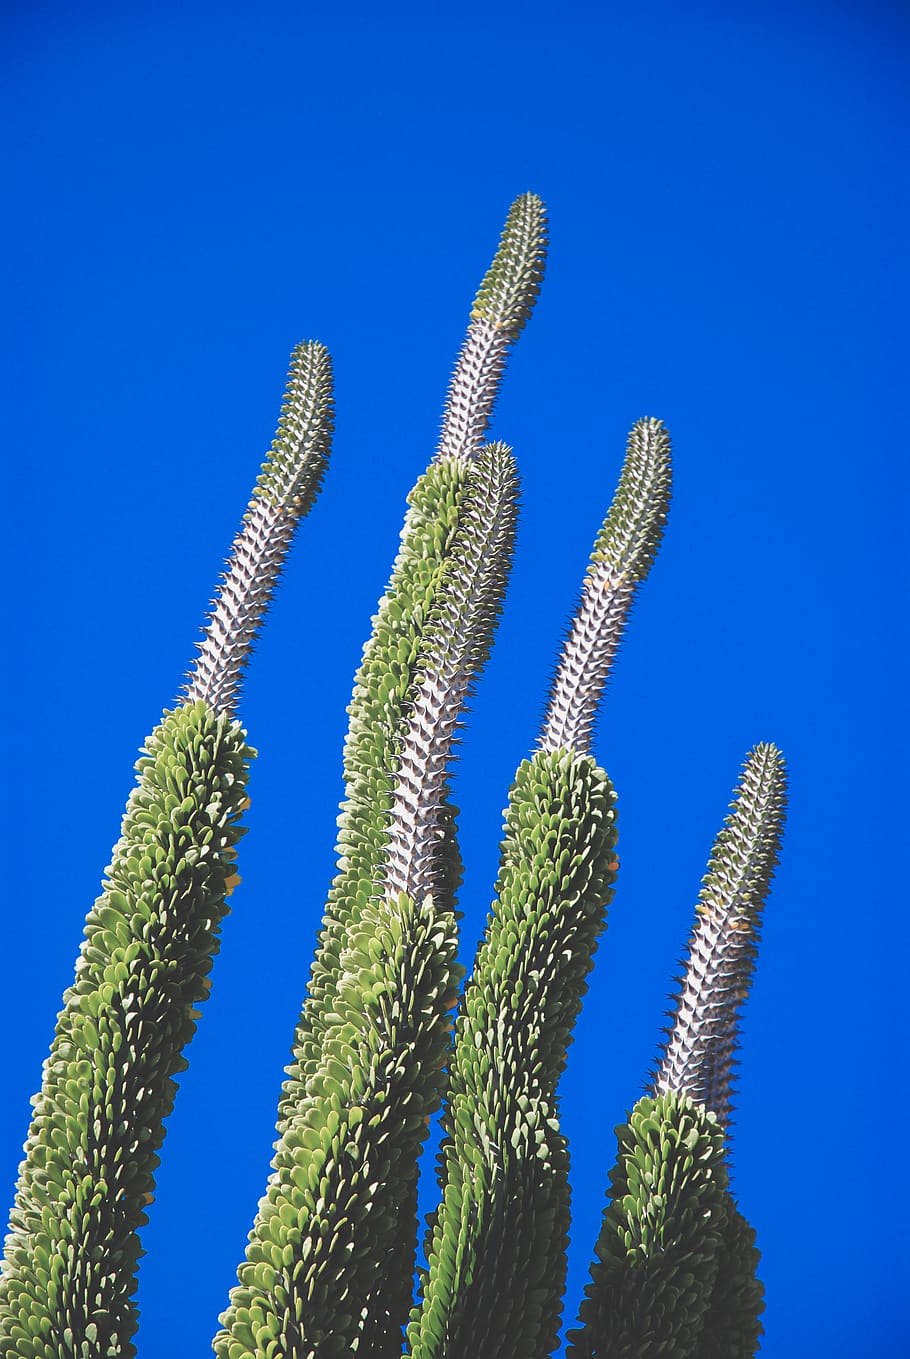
0,703,253,1358
2,192,785,1359
567,1093,729,1359
213,887,459,1359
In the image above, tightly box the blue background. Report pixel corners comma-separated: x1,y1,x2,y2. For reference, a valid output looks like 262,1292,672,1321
2,3,907,1355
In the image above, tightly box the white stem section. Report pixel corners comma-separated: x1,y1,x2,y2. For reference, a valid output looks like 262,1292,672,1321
654,744,786,1124
436,317,511,464
184,497,297,715
538,574,636,756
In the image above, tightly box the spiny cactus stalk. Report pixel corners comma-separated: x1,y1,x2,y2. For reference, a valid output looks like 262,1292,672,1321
540,417,672,756
569,746,787,1359
3,193,786,1359
0,346,334,1358
654,742,788,1124
185,340,334,715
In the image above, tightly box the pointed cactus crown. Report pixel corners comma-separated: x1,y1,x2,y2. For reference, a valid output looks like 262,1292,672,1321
436,192,547,465
470,191,548,337
248,340,334,512
585,416,672,586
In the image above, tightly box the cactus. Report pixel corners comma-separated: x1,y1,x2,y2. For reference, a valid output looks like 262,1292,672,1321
0,342,333,1359
2,194,785,1358
568,744,787,1359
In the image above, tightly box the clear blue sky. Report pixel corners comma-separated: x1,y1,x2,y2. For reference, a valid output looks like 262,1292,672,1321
2,3,907,1355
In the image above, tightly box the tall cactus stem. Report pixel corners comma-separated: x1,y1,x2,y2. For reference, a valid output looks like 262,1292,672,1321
409,749,618,1359
279,194,546,1119
0,342,333,1356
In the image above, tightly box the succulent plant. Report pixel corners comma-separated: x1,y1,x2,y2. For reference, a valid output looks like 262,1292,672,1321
1,194,784,1359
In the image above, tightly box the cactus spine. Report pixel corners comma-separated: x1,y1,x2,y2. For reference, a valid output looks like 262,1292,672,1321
2,195,785,1359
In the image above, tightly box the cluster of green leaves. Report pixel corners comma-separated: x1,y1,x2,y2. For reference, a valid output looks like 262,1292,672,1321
570,1093,730,1359
0,704,253,1357
568,1092,762,1359
214,883,460,1359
